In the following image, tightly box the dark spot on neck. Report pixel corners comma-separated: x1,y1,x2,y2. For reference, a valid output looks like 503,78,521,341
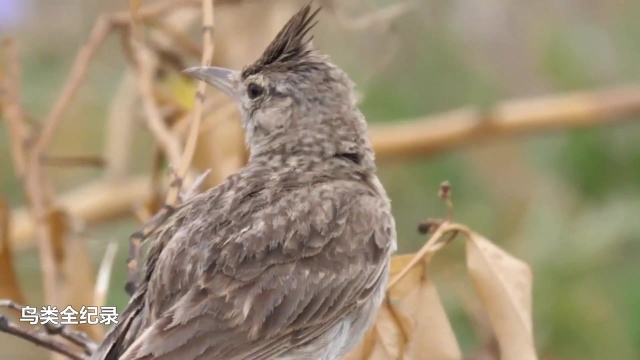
334,152,361,165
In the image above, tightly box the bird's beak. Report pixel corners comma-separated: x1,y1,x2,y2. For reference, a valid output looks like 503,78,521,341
182,66,239,100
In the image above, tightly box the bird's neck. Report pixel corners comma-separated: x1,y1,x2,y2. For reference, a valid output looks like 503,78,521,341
247,147,374,180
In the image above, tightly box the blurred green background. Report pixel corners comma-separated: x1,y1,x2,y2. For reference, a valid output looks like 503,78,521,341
1,0,639,359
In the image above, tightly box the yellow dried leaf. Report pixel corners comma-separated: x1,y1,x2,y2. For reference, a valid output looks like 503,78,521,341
402,276,461,360
389,255,461,360
164,73,197,110
466,232,536,360
346,254,462,360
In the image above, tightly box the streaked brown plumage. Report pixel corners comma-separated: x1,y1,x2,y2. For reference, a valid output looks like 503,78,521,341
92,5,396,360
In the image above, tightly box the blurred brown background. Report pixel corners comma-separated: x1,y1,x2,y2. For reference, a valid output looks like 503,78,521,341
1,0,639,359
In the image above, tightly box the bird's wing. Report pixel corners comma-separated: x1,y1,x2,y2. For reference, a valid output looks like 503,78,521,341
120,187,395,360
90,284,146,360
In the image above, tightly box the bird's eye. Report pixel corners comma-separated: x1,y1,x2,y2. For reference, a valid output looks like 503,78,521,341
247,83,264,99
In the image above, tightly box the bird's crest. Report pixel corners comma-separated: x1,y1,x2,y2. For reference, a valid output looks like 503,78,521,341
241,4,321,78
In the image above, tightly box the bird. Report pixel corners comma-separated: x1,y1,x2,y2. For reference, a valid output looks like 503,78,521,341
91,4,396,360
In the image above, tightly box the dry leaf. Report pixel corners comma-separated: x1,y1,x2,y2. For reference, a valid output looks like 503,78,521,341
389,254,461,360
164,73,196,110
345,254,462,360
347,223,536,360
465,232,536,360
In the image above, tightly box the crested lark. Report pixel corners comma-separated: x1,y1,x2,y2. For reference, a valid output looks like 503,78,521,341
92,5,396,360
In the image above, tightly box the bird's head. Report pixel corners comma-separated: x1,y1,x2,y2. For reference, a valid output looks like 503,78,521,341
184,5,374,170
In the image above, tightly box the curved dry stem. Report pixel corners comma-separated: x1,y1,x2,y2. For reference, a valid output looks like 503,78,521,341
387,222,470,290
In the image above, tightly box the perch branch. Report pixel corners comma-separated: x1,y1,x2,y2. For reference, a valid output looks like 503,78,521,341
0,300,95,359
0,316,86,360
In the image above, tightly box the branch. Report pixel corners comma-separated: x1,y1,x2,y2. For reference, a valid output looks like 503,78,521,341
34,1,210,156
11,177,150,252
166,0,215,207
370,85,640,160
0,317,86,360
132,41,183,168
1,38,28,180
2,38,61,305
125,0,216,296
0,300,95,360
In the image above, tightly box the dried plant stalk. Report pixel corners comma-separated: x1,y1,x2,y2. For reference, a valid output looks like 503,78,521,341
371,85,640,160
125,0,216,296
0,197,26,307
2,37,60,306
165,0,216,207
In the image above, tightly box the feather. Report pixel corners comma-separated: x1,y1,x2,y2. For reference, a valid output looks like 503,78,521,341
241,4,321,78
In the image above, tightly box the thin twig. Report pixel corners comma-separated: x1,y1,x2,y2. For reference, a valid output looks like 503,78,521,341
0,315,86,360
125,0,216,296
94,242,118,308
438,180,454,221
390,181,460,288
132,42,183,167
0,40,29,305
166,0,215,207
387,222,454,290
36,17,113,153
180,169,211,202
1,38,28,180
18,13,117,308
115,0,200,23
1,37,62,306
0,300,96,358
30,0,203,161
